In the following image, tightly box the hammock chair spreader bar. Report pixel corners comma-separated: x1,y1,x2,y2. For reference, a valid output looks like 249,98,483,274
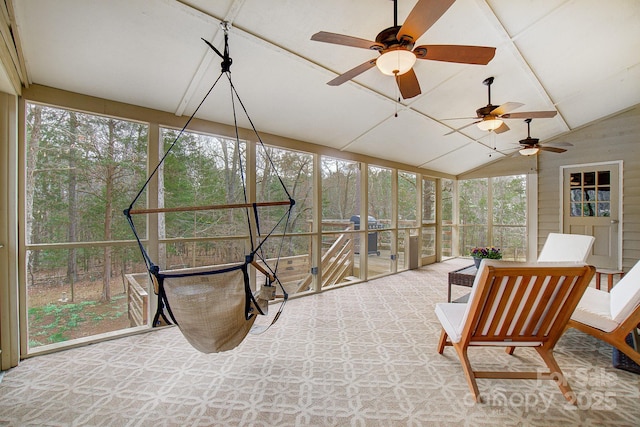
250,259,275,283
127,199,293,215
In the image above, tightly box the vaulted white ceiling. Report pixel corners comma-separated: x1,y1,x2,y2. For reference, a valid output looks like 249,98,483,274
10,0,640,175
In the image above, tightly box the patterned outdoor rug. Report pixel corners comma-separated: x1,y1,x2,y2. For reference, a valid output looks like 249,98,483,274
1,260,639,426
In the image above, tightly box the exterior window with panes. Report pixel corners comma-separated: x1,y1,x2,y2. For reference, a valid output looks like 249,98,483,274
570,171,611,217
25,103,148,350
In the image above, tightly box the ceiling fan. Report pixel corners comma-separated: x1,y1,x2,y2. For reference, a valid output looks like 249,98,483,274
516,119,572,156
445,76,558,135
310,0,496,99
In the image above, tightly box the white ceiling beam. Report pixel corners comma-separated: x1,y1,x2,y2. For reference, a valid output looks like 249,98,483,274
474,0,570,133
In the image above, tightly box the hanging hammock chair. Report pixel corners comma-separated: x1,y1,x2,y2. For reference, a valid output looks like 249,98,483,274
124,24,295,353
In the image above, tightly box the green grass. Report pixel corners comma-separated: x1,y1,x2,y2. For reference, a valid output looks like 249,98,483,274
28,295,129,347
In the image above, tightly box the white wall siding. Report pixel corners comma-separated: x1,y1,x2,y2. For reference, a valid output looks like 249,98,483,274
537,105,640,270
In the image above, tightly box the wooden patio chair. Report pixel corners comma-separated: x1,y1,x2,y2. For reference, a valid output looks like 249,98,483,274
436,260,595,403
537,232,595,263
568,259,640,365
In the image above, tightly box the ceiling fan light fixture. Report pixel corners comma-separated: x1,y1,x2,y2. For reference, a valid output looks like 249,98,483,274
477,116,503,131
376,49,416,76
519,147,539,156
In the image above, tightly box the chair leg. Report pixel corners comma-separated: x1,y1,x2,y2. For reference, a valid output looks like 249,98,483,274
505,346,515,355
610,335,640,366
453,343,481,403
570,321,640,366
535,347,576,404
437,329,449,354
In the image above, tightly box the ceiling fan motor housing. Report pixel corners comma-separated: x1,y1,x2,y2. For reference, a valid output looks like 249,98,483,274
519,137,539,146
375,26,415,51
476,104,498,118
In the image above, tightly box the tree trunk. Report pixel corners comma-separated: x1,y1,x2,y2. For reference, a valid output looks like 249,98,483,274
221,140,240,225
25,105,42,283
101,120,116,302
67,112,79,301
259,147,271,200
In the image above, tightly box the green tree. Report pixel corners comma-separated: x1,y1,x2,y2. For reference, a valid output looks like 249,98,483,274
26,104,147,300
398,171,417,226
321,158,360,221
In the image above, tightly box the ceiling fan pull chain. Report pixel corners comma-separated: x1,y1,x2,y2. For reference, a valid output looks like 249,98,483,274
394,75,400,117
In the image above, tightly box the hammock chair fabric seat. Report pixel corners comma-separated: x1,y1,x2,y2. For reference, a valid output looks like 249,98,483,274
160,263,269,353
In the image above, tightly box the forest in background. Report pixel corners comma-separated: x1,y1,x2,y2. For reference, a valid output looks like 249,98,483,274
24,102,527,348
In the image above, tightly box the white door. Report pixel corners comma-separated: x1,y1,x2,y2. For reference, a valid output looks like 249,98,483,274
563,163,620,269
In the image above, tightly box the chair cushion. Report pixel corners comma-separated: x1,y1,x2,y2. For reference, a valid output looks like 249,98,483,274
537,233,595,263
435,302,467,343
435,302,543,346
571,287,618,332
610,260,640,323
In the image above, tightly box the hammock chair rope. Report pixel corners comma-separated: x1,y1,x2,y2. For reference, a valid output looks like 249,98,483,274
124,22,295,353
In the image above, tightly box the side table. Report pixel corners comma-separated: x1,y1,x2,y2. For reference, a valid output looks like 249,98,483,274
595,269,624,292
447,265,477,302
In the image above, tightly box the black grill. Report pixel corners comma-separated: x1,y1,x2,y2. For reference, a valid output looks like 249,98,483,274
350,215,381,255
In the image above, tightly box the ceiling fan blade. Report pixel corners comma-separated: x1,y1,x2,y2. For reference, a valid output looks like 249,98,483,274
544,141,573,147
396,68,421,99
444,120,480,135
539,146,567,153
501,111,557,119
441,116,478,120
414,45,496,65
491,102,524,116
494,122,510,134
398,0,456,42
327,59,377,86
311,31,383,50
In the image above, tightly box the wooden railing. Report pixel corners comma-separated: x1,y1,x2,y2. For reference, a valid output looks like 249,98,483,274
256,254,311,293
125,273,148,327
126,228,357,324
296,227,356,292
